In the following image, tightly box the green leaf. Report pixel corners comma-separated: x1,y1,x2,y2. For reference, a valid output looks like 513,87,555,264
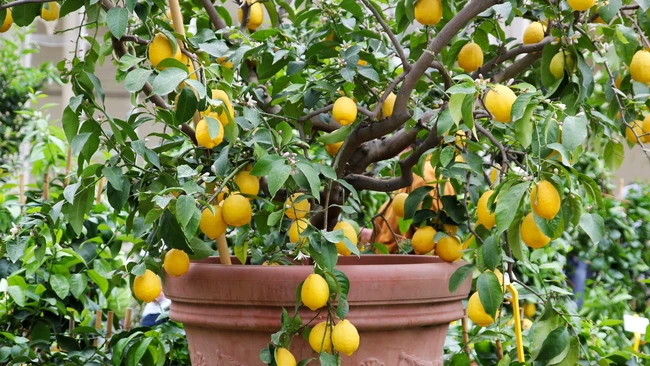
319,352,338,366
107,7,129,39
536,327,569,363
71,132,93,157
603,140,624,171
507,212,528,262
579,213,604,245
477,271,503,319
69,273,86,298
102,166,125,191
296,163,321,200
62,106,80,144
358,68,380,82
276,121,293,146
449,263,475,293
50,274,70,299
176,195,197,228
107,178,131,211
317,125,352,144
159,210,193,253
11,3,40,26
495,182,529,233
462,93,474,129
88,270,109,294
404,186,434,219
449,93,465,125
482,235,500,271
124,69,153,93
339,0,364,18
234,240,248,265
450,353,471,366
562,115,588,152
60,0,85,17
515,103,537,148
68,182,93,235
151,67,188,95
250,155,283,177
267,162,292,198
6,237,27,263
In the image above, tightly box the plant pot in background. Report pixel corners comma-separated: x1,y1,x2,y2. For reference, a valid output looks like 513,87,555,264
164,255,472,365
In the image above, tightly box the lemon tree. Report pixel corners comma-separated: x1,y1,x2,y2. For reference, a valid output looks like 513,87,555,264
2,0,650,363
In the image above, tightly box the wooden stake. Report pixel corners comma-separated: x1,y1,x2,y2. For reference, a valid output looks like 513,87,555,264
617,178,625,200
520,307,525,331
105,311,114,349
95,178,105,205
94,310,102,347
43,172,50,200
216,234,232,265
496,339,503,360
124,308,132,331
18,174,24,205
68,317,74,334
64,146,72,187
461,309,470,356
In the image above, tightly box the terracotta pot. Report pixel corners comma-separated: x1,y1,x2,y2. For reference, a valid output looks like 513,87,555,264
164,255,471,365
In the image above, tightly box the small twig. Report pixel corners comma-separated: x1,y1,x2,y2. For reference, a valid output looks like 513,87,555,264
199,0,228,30
299,105,333,123
359,0,410,71
475,121,510,172
430,61,452,91
239,0,251,33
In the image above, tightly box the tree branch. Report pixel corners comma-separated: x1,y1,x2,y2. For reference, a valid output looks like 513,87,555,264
299,105,333,123
359,0,410,72
311,118,341,133
199,0,228,30
475,120,509,171
493,52,543,83
430,61,452,91
473,36,553,79
372,72,407,119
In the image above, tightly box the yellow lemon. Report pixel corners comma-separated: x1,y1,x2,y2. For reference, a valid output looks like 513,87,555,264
180,54,198,81
133,269,162,303
550,51,575,79
522,318,533,330
332,320,360,356
309,322,332,353
332,97,357,125
523,22,545,45
325,141,343,157
477,190,496,230
392,192,409,218
0,9,13,33
414,0,442,25
625,120,644,144
358,59,368,66
524,302,536,318
615,74,623,89
164,248,190,277
468,292,499,327
458,43,484,73
642,115,650,143
217,57,234,68
520,213,551,249
301,273,329,311
222,194,252,227
443,224,458,235
238,0,264,30
41,2,59,21
411,226,436,255
148,33,182,70
196,118,224,149
333,221,358,256
233,170,260,197
484,85,517,123
382,92,396,118
289,219,309,244
631,50,650,84
530,180,561,220
200,205,227,239
275,348,296,366
436,235,463,262
206,89,234,126
216,187,229,203
567,0,595,11
285,193,310,219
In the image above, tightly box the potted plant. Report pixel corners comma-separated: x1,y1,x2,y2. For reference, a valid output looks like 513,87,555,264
2,0,650,364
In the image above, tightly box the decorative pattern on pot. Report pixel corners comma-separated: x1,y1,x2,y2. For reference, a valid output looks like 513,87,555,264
399,352,442,366
190,350,206,366
215,349,244,365
359,359,385,366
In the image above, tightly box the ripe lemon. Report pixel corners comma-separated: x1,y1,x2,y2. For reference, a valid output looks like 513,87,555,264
458,43,484,73
567,0,595,11
200,205,227,239
275,348,296,366
414,0,442,25
643,115,650,143
411,226,436,254
133,269,162,303
217,57,234,68
520,213,550,249
530,180,561,220
468,292,498,327
333,221,358,256
289,219,309,244
625,120,645,144
332,320,360,356
164,249,190,277
285,193,310,219
196,118,224,149
436,235,463,262
222,194,252,227
332,97,357,126
491,268,505,290
301,273,329,311
382,92,396,118
148,33,182,70
41,2,59,21
550,51,575,79
522,318,533,330
206,89,234,126
616,74,623,89
392,192,409,218
484,85,517,123
238,0,264,30
0,9,13,33
523,22,545,45
234,170,260,197
443,224,458,235
180,54,198,81
477,190,496,230
325,141,343,157
309,322,332,353
216,186,229,203
630,50,650,84
524,302,536,318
